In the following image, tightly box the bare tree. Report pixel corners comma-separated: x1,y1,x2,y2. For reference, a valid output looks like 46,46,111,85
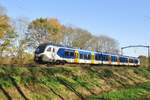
85,35,119,54
62,26,92,49
12,17,30,65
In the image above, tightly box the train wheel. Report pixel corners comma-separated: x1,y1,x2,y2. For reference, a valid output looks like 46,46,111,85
55,60,61,65
61,61,66,65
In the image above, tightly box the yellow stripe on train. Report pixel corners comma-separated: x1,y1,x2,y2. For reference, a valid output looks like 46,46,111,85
74,50,79,63
91,52,95,64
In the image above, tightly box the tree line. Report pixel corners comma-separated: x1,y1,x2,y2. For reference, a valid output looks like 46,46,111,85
0,5,119,65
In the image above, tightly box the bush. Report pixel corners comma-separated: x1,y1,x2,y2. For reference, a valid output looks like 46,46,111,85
0,76,13,88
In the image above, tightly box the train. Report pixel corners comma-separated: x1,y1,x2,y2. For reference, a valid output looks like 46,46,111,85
34,43,140,66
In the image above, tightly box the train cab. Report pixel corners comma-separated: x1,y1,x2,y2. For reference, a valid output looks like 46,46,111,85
34,43,57,63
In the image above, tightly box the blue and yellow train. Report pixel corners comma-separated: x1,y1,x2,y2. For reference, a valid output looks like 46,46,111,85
34,43,140,66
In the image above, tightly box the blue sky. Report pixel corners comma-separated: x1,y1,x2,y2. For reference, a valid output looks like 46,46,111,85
1,0,150,56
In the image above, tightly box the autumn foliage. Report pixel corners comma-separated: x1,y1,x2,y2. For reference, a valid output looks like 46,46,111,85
0,13,11,38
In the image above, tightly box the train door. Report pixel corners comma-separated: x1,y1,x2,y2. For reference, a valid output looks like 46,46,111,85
74,50,79,63
91,52,95,64
109,55,111,65
46,47,52,58
51,47,55,60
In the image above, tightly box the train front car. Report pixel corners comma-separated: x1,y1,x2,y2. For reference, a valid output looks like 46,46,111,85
34,44,47,63
34,43,59,64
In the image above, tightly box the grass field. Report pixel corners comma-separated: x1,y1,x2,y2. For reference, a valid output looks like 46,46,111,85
87,82,150,100
0,65,150,100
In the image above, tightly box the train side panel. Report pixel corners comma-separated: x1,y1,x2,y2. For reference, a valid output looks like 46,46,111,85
35,44,140,66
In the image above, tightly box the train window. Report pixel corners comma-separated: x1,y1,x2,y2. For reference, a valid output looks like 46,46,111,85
70,52,74,57
119,57,122,62
47,47,51,51
131,59,133,63
102,55,105,61
103,55,109,61
53,48,55,52
99,54,103,60
111,56,117,62
135,59,138,64
80,54,83,59
65,51,69,57
120,57,128,63
129,59,133,63
84,54,88,59
125,58,128,63
95,54,99,60
120,57,125,63
96,54,103,60
106,56,109,61
87,54,91,60
35,44,47,54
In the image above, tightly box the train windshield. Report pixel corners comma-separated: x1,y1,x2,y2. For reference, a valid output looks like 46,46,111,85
35,44,47,54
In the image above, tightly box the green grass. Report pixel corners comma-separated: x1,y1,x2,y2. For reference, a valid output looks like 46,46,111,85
0,66,102,99
87,82,150,100
0,66,150,100
134,67,150,78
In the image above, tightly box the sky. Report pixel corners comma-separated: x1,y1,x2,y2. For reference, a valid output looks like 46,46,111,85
0,0,150,57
